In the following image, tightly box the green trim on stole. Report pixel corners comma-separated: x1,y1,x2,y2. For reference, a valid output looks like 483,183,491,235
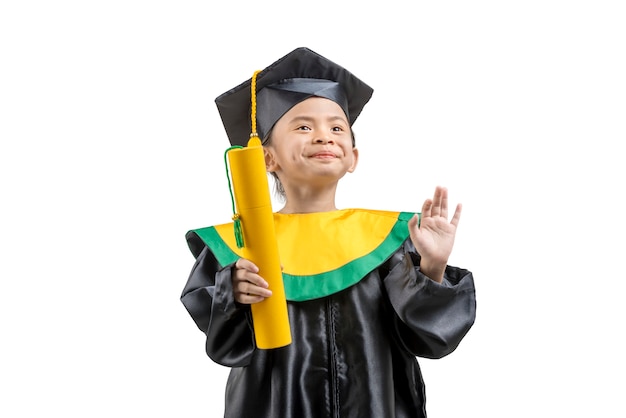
189,211,414,302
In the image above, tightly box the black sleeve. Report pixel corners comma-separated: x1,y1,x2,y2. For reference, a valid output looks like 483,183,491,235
383,240,476,359
180,245,256,367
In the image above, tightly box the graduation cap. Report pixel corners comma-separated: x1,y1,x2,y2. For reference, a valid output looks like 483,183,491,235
215,47,374,147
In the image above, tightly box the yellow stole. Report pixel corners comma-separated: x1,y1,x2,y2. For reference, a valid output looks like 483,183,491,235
189,209,415,301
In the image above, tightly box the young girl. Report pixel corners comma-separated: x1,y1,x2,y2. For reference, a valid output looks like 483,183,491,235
181,47,476,418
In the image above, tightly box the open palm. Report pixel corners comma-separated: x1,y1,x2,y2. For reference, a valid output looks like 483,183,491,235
408,186,461,267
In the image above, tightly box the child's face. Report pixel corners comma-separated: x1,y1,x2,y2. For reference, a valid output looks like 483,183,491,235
264,97,359,190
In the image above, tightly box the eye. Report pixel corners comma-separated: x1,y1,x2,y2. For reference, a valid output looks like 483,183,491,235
331,126,343,132
296,125,311,131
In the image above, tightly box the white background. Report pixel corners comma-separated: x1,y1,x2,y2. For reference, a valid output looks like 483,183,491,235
1,1,625,417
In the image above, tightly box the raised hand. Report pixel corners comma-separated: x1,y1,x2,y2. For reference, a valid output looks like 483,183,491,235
408,186,462,283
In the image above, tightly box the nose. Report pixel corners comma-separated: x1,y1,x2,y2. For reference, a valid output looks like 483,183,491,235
314,132,334,144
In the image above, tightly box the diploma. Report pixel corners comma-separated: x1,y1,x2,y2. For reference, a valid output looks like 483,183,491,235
227,136,292,349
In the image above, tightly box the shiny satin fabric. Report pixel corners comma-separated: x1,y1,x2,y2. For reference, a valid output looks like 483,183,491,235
181,238,476,418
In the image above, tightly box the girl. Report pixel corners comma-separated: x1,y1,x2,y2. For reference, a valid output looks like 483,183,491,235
181,47,476,418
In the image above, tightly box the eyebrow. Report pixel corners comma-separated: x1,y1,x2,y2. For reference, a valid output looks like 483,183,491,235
289,115,348,124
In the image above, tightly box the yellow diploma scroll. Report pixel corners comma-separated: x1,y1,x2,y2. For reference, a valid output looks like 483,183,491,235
228,137,292,349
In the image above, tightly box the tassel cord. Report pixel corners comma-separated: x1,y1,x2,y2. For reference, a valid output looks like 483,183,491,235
224,146,245,248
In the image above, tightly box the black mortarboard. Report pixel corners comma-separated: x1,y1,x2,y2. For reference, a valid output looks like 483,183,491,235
215,47,374,147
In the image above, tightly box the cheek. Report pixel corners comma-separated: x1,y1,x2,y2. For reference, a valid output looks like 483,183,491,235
279,147,301,164
270,151,298,170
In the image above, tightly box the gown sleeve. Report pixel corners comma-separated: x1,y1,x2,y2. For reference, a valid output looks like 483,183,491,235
180,245,256,367
382,239,476,359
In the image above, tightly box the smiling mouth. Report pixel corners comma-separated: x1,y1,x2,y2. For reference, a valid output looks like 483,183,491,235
310,152,336,159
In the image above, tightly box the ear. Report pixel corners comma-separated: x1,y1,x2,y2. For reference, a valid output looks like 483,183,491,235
264,147,278,172
347,147,359,173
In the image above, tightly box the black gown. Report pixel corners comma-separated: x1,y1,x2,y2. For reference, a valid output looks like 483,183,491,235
181,209,476,418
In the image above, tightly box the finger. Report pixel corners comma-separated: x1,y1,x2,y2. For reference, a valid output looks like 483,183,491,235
421,198,433,218
431,186,444,217
408,214,420,244
439,187,449,219
239,282,273,299
244,294,267,304
236,291,268,305
234,259,268,289
235,258,259,273
450,203,462,227
237,270,269,290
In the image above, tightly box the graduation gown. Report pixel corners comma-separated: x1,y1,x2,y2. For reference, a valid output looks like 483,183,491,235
181,209,476,418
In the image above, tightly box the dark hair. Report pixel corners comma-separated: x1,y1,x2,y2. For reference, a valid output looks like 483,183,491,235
263,128,356,201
